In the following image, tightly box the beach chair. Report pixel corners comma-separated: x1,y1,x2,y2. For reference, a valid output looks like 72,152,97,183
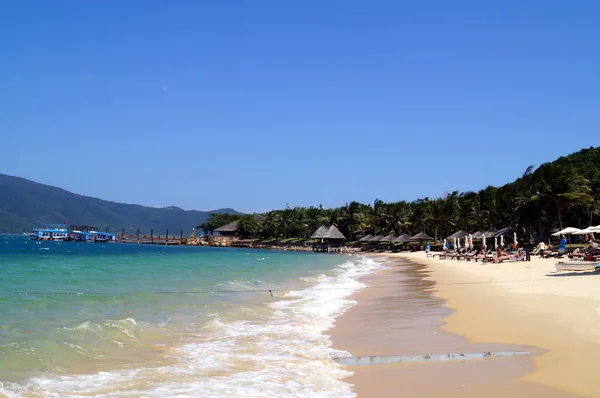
502,250,527,263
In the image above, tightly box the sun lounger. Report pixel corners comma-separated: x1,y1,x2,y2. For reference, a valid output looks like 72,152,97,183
503,251,527,262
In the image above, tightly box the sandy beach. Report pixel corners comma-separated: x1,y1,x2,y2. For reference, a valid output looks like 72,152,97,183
331,252,600,397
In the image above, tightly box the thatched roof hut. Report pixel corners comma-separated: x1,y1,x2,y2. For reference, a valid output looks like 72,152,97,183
323,225,346,240
311,225,329,239
215,221,239,236
410,232,434,241
358,234,373,242
369,235,384,242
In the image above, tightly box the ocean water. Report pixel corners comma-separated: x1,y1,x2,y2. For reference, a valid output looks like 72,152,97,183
0,235,380,397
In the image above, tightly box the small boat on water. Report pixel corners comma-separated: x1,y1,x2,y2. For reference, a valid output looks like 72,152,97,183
555,261,600,272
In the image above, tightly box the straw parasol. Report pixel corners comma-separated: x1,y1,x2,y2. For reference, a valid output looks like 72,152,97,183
410,232,434,241
394,234,411,243
370,235,385,242
358,234,373,242
446,230,470,239
381,234,397,242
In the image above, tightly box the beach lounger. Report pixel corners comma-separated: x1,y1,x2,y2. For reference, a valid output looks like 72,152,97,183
499,249,527,263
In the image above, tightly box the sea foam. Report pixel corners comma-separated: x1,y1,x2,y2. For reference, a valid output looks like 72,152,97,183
6,256,381,397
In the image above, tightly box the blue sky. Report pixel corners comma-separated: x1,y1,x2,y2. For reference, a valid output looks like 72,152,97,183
1,1,598,213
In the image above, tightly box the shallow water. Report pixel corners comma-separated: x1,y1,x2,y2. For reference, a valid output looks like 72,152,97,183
0,235,380,397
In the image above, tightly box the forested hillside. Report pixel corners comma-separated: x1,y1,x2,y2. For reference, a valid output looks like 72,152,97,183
0,173,240,234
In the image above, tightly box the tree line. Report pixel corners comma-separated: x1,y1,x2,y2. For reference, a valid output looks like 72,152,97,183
199,147,600,242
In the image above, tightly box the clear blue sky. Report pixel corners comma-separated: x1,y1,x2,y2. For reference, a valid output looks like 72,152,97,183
1,1,598,213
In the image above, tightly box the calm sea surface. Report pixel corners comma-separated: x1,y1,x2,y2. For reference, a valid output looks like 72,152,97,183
0,235,379,397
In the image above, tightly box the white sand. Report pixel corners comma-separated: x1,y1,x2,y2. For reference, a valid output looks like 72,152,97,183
392,252,600,397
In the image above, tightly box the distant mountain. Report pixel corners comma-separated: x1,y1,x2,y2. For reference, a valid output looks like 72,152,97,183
0,173,242,234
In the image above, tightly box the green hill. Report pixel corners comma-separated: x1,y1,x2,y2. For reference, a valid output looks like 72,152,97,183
0,173,241,234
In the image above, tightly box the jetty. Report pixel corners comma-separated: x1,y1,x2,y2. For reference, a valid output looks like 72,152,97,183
116,229,185,245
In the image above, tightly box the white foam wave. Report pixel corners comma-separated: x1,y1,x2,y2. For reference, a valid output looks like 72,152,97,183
6,256,382,397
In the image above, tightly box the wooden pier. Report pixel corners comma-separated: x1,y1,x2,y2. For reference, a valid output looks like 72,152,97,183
117,229,185,245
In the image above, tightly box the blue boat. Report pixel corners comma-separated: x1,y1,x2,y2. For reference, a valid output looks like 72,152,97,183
69,230,116,243
31,227,69,241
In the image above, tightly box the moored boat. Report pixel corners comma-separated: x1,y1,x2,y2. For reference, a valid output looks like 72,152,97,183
31,227,69,241
69,230,116,242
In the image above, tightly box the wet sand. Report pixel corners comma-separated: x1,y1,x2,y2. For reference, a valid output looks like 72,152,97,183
330,256,582,397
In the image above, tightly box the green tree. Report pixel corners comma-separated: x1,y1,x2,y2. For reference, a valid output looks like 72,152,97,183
337,201,364,241
236,215,260,238
527,163,592,230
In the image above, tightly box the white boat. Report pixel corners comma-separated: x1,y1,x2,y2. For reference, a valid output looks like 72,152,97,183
555,261,600,272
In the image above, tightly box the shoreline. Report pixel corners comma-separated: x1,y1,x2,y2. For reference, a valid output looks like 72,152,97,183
330,252,600,397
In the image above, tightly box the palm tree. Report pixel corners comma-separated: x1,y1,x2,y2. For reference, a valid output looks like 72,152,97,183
337,201,364,241
527,163,592,230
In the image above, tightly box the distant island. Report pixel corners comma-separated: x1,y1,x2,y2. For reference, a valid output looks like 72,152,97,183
0,173,241,234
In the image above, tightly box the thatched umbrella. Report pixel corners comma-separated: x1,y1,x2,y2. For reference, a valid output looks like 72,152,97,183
370,235,384,242
381,234,396,242
358,234,373,242
394,234,411,243
311,225,328,239
380,234,396,250
446,230,470,239
410,232,434,241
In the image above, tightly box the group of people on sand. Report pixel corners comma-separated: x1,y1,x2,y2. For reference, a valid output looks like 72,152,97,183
467,246,525,263
490,247,525,263
533,234,600,261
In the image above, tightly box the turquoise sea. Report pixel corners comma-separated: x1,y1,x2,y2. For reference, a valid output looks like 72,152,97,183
0,235,380,397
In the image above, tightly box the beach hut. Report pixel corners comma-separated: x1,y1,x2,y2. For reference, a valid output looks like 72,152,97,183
311,225,346,252
323,225,346,241
311,225,329,239
214,221,239,237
